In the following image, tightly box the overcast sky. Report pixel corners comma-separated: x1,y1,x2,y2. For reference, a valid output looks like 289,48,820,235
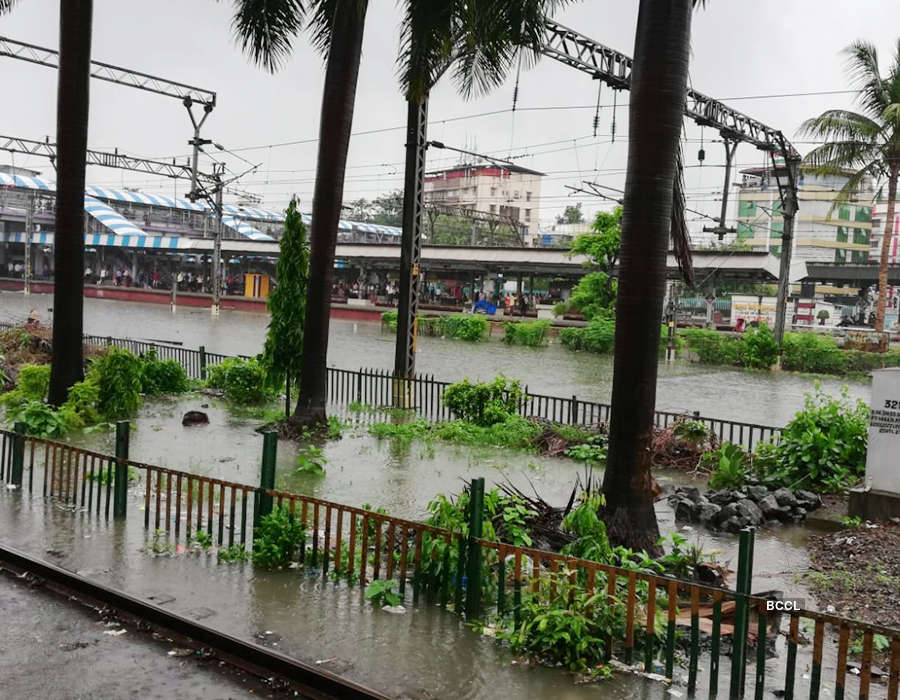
2,0,899,235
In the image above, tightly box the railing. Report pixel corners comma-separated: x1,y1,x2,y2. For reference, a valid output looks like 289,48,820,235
0,427,897,698
0,324,782,450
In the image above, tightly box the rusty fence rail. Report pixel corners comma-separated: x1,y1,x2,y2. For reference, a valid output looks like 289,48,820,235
0,427,896,698
0,323,781,450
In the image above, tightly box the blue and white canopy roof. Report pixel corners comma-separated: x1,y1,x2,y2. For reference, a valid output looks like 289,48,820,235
0,172,402,239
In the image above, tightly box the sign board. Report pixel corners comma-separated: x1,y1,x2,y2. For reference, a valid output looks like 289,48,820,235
866,368,900,494
730,295,777,328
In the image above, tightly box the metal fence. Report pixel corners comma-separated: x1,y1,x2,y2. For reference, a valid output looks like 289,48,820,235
0,324,782,450
0,428,896,699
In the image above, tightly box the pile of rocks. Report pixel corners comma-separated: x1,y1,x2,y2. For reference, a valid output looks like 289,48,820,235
668,484,822,533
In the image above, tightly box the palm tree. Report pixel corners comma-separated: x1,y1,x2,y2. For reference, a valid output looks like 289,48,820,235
393,0,573,380
2,1,93,404
800,41,900,334
230,0,369,426
600,0,696,554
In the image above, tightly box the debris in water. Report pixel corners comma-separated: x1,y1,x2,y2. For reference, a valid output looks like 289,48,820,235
103,629,126,636
167,648,194,657
381,604,406,614
315,658,337,665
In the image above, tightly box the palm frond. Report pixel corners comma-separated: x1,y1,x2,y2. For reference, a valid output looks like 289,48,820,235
0,0,18,13
803,140,882,176
670,145,694,287
797,109,882,142
229,0,306,72
306,0,369,59
844,40,890,119
821,160,883,217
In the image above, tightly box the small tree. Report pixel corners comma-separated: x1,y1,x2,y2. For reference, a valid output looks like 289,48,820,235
262,198,309,418
565,207,622,319
556,203,585,225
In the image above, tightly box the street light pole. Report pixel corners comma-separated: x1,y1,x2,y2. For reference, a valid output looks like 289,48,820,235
211,168,223,316
23,192,33,295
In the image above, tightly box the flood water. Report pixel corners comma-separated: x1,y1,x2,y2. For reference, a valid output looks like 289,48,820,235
1,291,870,427
0,291,877,697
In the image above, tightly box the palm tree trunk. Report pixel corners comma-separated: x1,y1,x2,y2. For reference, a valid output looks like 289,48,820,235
48,0,93,406
601,0,693,554
875,167,898,334
293,0,368,426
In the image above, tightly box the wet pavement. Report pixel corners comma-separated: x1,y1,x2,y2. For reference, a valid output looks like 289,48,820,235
0,568,285,699
1,292,869,427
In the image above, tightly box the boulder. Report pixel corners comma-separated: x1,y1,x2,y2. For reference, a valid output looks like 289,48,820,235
713,502,740,525
794,490,822,510
720,516,746,533
736,498,764,525
694,502,722,524
680,487,703,504
746,485,770,503
773,487,798,508
674,499,695,522
708,490,733,506
758,495,783,520
181,410,209,426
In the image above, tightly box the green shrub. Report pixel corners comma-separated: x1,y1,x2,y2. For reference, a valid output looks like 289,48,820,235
58,380,101,429
251,505,307,568
381,310,398,331
502,320,551,347
433,314,489,341
781,332,846,374
206,357,269,403
680,328,742,365
365,579,402,607
739,325,779,369
140,350,188,395
702,442,749,489
560,317,616,353
9,400,68,438
87,348,142,420
0,363,51,410
432,415,541,449
442,375,523,426
755,386,868,492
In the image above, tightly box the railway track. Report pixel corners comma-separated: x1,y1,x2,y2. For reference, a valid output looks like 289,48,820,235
0,543,391,700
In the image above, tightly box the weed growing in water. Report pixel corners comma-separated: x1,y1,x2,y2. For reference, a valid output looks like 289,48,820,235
252,506,306,568
364,579,402,607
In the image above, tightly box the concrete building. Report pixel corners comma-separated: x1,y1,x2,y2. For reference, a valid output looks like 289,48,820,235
423,164,544,244
734,165,875,265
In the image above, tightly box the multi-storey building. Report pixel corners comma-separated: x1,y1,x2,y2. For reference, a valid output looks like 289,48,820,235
734,166,874,264
423,164,543,244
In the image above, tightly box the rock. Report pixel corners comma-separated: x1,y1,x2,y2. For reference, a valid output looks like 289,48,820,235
694,502,721,524
181,411,209,426
674,499,695,522
708,490,733,506
713,502,740,525
773,487,798,508
758,495,783,519
720,516,746,533
736,498,764,525
791,507,807,523
747,485,770,503
680,487,703,504
794,490,821,510
731,490,748,501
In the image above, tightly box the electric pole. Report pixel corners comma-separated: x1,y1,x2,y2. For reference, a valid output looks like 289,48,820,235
23,192,33,295
773,155,801,345
211,168,223,316
702,138,738,240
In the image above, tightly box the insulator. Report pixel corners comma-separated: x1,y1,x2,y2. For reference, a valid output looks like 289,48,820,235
698,148,706,163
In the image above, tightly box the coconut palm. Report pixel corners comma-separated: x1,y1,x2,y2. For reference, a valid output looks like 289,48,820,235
1,0,93,404
600,0,696,553
392,0,573,379
799,41,900,334
229,0,369,427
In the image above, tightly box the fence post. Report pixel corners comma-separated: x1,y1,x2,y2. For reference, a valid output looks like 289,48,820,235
113,420,130,518
106,336,112,348
199,345,207,380
570,395,577,425
730,527,755,698
10,421,26,487
464,477,485,620
254,431,278,527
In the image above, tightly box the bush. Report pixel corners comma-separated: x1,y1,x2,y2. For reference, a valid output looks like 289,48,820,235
680,328,742,365
442,375,523,426
739,325,778,369
140,350,189,395
0,363,51,410
381,310,398,331
430,314,489,342
9,400,68,438
87,348,143,420
206,357,269,403
560,317,615,353
251,505,307,568
58,379,102,429
755,386,868,492
702,442,749,489
502,320,550,347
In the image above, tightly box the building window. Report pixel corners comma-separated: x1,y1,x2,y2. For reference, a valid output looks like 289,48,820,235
526,191,532,202
738,200,756,217
489,204,496,214
524,208,531,221
513,190,520,199
490,187,497,197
